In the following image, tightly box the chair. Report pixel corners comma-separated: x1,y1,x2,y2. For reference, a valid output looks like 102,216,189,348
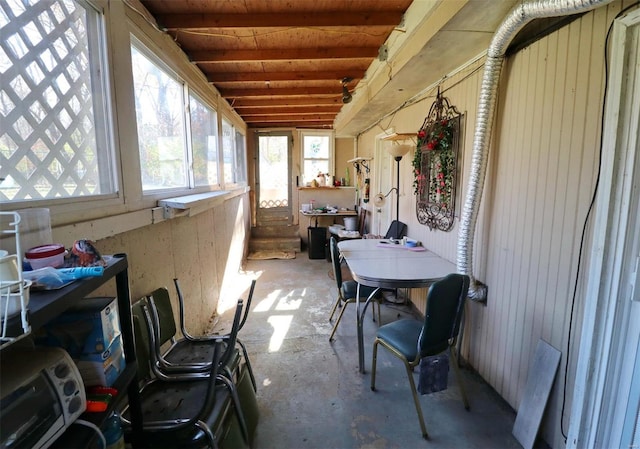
123,299,248,449
370,273,470,439
147,280,257,392
328,236,383,341
384,220,407,240
363,219,407,240
174,278,257,392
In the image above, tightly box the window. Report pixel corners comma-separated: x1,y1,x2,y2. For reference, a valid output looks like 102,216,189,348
221,118,246,185
189,93,218,187
301,130,334,184
0,0,115,202
234,129,246,184
131,43,187,192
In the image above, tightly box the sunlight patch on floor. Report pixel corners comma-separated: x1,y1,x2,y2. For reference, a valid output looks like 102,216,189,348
267,315,292,352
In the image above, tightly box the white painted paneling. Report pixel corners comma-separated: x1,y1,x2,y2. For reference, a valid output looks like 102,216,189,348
358,2,630,448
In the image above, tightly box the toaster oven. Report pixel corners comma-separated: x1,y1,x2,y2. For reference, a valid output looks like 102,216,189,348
0,346,86,449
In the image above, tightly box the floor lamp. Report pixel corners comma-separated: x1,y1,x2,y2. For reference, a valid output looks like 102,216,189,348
387,143,412,239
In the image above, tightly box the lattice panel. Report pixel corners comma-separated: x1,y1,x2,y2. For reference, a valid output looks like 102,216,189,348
259,199,288,208
0,0,108,201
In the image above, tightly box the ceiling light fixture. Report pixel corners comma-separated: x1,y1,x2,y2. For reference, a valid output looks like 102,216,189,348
341,77,353,104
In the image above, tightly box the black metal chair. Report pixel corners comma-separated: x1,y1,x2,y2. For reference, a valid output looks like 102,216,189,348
142,287,259,444
328,236,383,341
370,273,471,439
173,278,257,392
122,299,247,449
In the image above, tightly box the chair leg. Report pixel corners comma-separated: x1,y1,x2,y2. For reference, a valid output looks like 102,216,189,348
376,300,382,324
216,374,250,445
328,295,341,322
237,339,257,392
449,346,470,410
196,419,219,449
329,300,349,341
370,339,379,391
404,359,429,439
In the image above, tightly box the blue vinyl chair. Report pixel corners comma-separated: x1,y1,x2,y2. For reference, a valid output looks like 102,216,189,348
328,236,383,341
370,273,470,439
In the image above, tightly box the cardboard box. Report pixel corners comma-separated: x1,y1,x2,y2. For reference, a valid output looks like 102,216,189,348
75,335,126,387
39,297,121,355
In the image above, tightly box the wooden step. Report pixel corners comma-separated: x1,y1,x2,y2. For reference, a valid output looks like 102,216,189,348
251,224,299,239
249,236,300,252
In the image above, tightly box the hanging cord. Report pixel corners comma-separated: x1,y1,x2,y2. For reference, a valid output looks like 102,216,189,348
73,419,107,449
560,1,640,441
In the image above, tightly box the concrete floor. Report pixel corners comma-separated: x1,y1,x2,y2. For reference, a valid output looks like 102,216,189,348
234,252,529,449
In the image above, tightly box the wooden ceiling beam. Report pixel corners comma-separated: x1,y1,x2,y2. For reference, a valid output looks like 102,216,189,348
235,106,341,115
230,97,342,107
208,70,365,83
191,47,379,63
219,87,343,97
248,121,334,128
243,114,336,123
157,12,404,30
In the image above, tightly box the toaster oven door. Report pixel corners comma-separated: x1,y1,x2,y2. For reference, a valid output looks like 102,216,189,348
0,372,64,449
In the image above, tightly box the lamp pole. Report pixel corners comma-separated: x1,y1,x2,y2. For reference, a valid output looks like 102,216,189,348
395,155,402,238
387,143,411,239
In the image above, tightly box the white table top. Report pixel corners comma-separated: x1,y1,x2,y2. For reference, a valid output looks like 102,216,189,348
338,239,456,289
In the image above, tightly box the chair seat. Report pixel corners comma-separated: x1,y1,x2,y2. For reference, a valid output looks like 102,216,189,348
165,340,217,365
342,280,380,301
124,379,232,448
376,319,423,361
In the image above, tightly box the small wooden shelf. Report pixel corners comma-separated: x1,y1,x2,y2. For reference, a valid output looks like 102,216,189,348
381,132,416,142
347,157,372,163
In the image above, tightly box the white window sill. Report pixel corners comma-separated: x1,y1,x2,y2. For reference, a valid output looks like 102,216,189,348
158,188,248,218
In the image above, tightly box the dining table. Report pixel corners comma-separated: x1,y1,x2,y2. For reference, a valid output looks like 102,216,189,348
337,238,457,373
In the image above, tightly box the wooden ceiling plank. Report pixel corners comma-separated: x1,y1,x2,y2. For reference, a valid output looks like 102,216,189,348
190,47,379,63
248,124,334,129
231,97,342,107
243,113,335,121
157,12,404,29
235,106,341,114
220,87,343,97
242,111,338,119
208,70,365,83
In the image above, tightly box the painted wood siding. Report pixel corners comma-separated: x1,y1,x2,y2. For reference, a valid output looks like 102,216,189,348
358,2,631,447
466,5,631,447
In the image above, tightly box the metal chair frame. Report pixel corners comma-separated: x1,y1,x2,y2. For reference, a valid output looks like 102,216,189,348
123,300,245,449
328,236,382,341
370,273,470,439
174,278,257,392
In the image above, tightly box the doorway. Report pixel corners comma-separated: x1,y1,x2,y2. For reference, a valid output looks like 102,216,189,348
372,131,394,236
255,132,293,226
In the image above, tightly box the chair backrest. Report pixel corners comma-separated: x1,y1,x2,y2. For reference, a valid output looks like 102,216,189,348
174,278,256,337
384,220,407,240
147,287,177,345
417,273,470,357
238,279,256,330
219,299,244,368
358,208,367,235
329,236,343,288
131,298,152,381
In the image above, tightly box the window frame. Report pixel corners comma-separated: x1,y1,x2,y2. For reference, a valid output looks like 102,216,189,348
0,0,122,211
300,129,335,184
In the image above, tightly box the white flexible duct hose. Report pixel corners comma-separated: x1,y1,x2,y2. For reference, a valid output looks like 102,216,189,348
457,0,615,301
